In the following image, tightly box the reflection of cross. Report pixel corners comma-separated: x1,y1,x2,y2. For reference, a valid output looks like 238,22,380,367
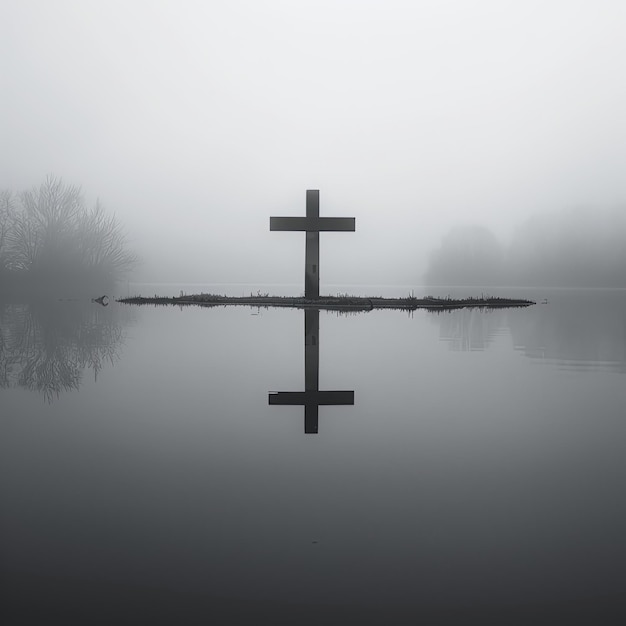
269,309,354,434
270,190,356,299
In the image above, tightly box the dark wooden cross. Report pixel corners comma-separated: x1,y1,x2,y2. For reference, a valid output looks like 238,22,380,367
270,190,356,299
269,309,354,433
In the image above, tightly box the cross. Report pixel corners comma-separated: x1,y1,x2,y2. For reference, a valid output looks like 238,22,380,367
269,309,354,434
270,190,356,299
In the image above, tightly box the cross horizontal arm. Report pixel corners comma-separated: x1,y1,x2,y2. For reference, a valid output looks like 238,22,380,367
269,390,354,405
270,217,356,232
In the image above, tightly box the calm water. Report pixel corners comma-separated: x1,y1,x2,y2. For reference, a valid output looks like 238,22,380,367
1,287,625,624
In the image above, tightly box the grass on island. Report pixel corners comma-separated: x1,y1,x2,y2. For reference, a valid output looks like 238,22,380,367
117,291,535,311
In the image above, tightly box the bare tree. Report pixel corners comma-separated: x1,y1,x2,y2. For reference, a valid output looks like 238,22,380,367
76,200,138,277
1,176,138,293
0,190,15,271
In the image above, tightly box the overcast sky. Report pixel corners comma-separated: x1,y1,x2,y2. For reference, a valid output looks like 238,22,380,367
2,0,626,285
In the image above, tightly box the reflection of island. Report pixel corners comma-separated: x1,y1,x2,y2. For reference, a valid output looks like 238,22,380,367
0,301,128,401
269,309,354,433
433,308,506,351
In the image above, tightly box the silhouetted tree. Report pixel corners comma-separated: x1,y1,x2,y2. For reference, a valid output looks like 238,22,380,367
1,176,138,294
424,225,505,286
0,190,15,273
507,206,626,287
424,207,626,288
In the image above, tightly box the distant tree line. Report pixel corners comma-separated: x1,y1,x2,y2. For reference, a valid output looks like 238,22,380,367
0,177,138,296
424,206,626,287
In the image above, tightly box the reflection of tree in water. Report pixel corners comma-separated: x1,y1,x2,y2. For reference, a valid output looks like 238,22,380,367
432,308,506,351
507,292,626,370
430,293,626,369
0,302,128,401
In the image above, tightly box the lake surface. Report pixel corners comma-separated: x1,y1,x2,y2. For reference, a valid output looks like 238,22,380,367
2,287,625,624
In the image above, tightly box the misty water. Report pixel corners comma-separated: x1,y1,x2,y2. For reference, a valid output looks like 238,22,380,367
2,287,626,624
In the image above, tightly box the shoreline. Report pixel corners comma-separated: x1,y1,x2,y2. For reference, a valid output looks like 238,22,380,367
117,294,536,311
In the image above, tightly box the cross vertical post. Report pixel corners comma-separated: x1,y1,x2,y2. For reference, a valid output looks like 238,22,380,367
305,190,320,299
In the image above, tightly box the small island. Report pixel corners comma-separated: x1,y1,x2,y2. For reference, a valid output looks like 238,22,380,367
117,192,533,312
117,293,535,311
